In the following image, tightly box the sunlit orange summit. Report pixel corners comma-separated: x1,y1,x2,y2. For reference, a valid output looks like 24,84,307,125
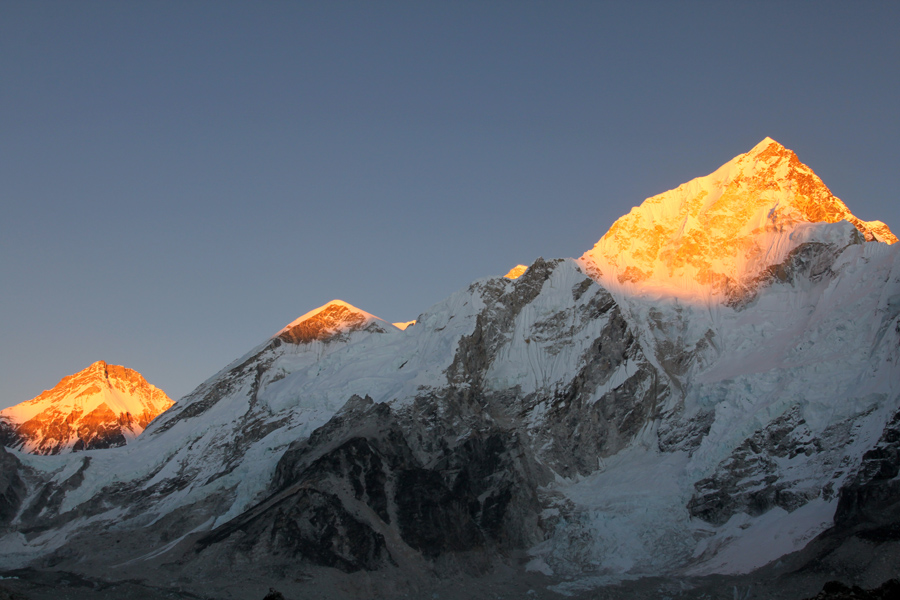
580,137,896,303
0,360,174,454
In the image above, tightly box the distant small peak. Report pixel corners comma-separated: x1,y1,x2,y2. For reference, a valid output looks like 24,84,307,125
504,265,529,279
277,299,386,344
393,320,416,331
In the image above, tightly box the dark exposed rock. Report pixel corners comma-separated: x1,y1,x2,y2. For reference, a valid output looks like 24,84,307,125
0,418,21,450
803,578,900,599
834,409,900,534
0,583,30,600
446,258,566,388
657,407,714,454
0,446,26,529
18,456,92,531
395,467,484,557
526,300,665,477
444,259,667,478
688,405,855,525
195,392,546,571
256,487,392,572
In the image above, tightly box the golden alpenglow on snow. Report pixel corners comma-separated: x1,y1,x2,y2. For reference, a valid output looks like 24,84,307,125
504,264,529,279
580,137,896,303
0,361,174,454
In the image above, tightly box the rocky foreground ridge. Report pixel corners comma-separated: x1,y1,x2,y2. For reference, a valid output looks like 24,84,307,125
0,139,898,600
0,361,173,455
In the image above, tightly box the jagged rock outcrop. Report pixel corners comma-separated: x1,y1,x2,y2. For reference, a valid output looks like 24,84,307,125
688,405,858,526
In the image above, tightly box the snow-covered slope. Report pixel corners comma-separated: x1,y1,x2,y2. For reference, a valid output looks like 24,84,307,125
0,361,173,454
1,139,898,599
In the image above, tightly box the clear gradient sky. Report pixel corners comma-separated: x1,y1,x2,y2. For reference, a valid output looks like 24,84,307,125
2,1,898,408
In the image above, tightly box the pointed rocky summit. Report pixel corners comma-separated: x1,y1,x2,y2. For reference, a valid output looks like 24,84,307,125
276,299,393,344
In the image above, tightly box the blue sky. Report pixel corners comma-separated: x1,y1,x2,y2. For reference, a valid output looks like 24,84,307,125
2,1,898,407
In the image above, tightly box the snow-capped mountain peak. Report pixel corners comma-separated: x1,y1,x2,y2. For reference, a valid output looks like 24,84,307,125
0,360,173,454
275,299,394,344
580,137,896,302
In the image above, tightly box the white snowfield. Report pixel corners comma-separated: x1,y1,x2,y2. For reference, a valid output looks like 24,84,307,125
2,138,899,590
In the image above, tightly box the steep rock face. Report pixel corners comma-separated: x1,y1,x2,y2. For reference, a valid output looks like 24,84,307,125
195,394,546,573
0,361,173,455
435,258,667,477
688,405,859,526
0,446,26,529
833,409,900,538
